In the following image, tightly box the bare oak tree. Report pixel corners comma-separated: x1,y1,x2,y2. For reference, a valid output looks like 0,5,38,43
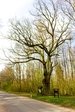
8,0,71,95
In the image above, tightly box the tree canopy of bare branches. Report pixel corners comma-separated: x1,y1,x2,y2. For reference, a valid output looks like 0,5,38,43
8,0,71,95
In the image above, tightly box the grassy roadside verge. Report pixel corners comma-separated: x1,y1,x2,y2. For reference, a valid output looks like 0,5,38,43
32,95,75,109
6,91,75,109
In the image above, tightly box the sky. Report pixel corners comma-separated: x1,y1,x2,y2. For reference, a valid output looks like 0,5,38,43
0,0,34,20
0,0,35,71
0,0,34,30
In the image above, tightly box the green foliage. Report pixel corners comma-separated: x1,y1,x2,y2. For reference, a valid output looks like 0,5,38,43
1,62,75,96
0,66,14,91
53,63,66,95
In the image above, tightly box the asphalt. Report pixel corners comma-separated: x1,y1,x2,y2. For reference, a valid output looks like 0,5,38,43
0,91,75,112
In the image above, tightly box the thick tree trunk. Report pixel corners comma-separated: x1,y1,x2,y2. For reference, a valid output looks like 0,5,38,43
42,75,50,95
42,57,53,95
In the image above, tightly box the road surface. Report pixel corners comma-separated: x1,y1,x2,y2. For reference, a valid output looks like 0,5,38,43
0,91,75,112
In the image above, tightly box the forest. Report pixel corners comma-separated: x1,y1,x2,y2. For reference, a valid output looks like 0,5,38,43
0,0,75,96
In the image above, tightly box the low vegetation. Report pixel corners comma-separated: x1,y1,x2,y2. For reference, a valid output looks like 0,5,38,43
32,95,75,109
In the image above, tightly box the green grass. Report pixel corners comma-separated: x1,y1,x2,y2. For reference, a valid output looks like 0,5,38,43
32,95,75,109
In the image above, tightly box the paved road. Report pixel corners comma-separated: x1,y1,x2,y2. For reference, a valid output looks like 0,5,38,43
0,91,75,112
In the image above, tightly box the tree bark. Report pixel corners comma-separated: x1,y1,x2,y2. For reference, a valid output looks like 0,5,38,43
42,57,53,95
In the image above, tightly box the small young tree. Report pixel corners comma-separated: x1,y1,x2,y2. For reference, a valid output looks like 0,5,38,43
0,66,14,90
